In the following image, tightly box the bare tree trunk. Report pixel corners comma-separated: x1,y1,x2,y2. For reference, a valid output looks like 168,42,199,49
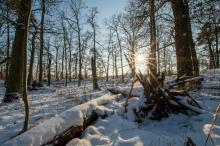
163,47,167,74
215,23,219,68
36,57,39,81
39,0,45,86
148,0,157,85
22,24,29,131
68,48,72,82
67,33,72,82
5,0,32,102
106,30,112,81
171,0,193,77
88,8,99,90
91,29,99,90
74,52,78,80
208,40,215,69
106,53,110,81
62,22,68,86
43,57,46,80
184,0,199,76
5,3,10,86
115,29,124,82
77,24,82,86
65,38,68,87
47,41,51,86
157,26,160,74
112,46,115,79
47,55,51,86
4,0,32,130
0,67,3,80
61,46,64,79
130,46,136,78
55,46,59,80
114,50,118,78
168,60,171,75
27,31,36,86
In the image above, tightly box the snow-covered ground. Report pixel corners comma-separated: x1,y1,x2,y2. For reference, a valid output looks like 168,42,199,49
0,69,220,146
68,69,220,146
0,80,111,144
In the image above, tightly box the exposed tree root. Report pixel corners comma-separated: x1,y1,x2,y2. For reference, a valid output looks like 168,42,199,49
134,73,204,121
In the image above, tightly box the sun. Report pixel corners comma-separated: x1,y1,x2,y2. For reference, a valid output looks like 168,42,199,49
136,54,145,63
135,54,147,73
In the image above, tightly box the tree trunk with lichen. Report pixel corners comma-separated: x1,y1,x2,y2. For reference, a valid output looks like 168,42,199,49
4,0,32,103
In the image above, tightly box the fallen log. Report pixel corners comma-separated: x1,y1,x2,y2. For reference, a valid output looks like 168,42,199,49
167,76,204,89
45,111,98,146
108,86,140,98
2,93,118,146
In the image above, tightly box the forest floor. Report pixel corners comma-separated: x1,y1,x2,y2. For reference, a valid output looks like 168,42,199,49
0,69,220,146
0,79,122,143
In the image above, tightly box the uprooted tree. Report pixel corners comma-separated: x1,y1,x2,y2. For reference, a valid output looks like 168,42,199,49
134,72,203,121
121,53,203,121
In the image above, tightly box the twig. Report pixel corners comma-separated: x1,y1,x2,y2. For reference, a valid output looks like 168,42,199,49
204,104,220,146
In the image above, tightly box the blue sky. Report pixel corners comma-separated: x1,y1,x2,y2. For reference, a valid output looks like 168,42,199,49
84,0,128,29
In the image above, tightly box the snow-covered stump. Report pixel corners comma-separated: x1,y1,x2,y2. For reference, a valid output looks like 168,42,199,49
2,93,117,146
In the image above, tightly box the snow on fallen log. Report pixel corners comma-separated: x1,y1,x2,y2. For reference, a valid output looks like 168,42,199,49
178,99,206,114
167,76,204,89
107,86,141,98
2,93,118,146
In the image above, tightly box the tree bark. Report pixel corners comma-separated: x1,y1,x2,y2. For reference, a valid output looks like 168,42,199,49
149,0,157,84
114,50,118,78
22,24,29,131
4,0,32,129
91,27,99,90
208,40,215,69
77,20,82,87
171,0,193,77
115,29,124,82
27,31,36,87
39,0,45,86
215,23,219,68
47,42,51,86
130,46,136,78
68,38,72,82
65,36,68,87
74,52,78,80
61,46,65,79
5,0,32,102
184,0,199,76
55,46,59,80
5,3,10,86
88,9,99,90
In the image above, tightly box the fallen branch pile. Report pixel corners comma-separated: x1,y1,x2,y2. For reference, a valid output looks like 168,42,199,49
134,73,204,121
